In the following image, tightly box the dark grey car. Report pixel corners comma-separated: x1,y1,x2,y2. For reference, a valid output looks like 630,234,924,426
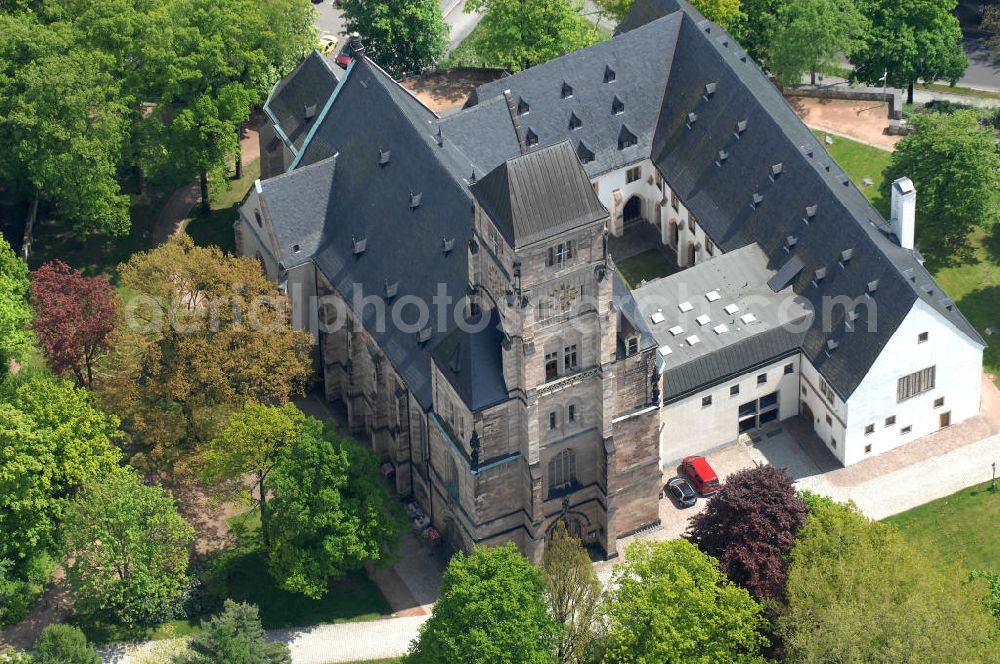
664,477,697,508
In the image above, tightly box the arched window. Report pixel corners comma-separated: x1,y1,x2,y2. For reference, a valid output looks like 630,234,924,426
445,457,460,502
548,449,577,497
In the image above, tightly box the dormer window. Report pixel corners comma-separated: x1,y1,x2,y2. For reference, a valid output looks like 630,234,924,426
604,65,616,83
525,128,538,147
618,126,637,150
562,81,573,98
569,112,582,130
517,98,529,115
577,141,594,164
611,96,624,115
254,210,263,228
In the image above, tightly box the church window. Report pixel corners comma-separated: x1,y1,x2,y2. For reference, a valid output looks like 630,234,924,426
564,345,578,370
549,449,577,494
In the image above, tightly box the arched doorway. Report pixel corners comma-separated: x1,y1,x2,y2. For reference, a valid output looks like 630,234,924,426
801,401,814,425
669,221,678,247
623,195,642,224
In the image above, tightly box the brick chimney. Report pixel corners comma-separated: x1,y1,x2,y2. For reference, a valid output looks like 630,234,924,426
890,176,916,250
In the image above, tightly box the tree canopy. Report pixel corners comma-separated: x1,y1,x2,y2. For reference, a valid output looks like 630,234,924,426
985,5,1000,59
466,0,602,71
265,418,402,598
779,500,1000,662
0,235,33,375
100,235,313,469
768,0,869,85
543,522,603,664
343,0,449,77
30,260,120,388
62,467,194,626
881,109,1000,256
178,600,291,664
851,0,966,103
406,542,557,664
595,0,740,30
33,624,101,664
686,465,808,599
602,540,769,663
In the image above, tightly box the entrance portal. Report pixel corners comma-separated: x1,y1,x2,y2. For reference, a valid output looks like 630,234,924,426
623,195,642,224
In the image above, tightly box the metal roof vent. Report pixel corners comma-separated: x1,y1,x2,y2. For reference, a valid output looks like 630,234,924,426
612,96,624,115
517,98,529,115
785,235,797,249
384,280,399,300
569,112,582,130
561,81,573,98
352,236,367,255
604,65,615,83
826,339,839,352
435,125,444,146
866,279,879,294
303,103,317,121
805,204,817,220
442,237,455,255
409,192,422,209
704,82,717,97
840,174,851,186
378,148,391,166
847,309,859,322
840,248,853,264
813,267,827,283
687,112,698,126
735,119,748,136
770,162,783,178
801,145,814,158
468,168,477,184
738,53,748,63
751,192,764,208
417,327,432,345
716,149,729,164
292,244,300,254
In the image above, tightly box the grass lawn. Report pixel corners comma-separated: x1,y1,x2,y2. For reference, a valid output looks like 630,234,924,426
615,248,680,288
885,481,1000,573
183,158,260,255
811,129,893,216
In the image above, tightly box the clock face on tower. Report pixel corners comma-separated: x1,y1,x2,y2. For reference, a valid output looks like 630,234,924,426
552,283,579,312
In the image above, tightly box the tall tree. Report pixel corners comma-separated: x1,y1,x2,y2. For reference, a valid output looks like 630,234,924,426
466,0,602,71
201,402,306,547
406,543,557,664
686,465,809,599
768,0,869,85
851,0,966,103
779,500,1000,662
731,0,787,67
62,467,194,626
602,540,769,663
0,235,32,375
100,235,313,469
265,418,402,598
343,0,449,77
177,600,291,664
881,109,1000,256
594,0,740,31
29,261,121,388
543,522,603,664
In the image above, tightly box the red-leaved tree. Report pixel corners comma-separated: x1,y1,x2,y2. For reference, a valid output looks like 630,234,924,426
30,260,120,388
685,465,808,599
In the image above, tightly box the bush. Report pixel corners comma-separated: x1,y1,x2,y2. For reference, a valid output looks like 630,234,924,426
0,554,56,626
34,624,101,664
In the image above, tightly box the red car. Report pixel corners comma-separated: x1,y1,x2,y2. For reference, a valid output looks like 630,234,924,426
335,43,353,69
681,455,721,495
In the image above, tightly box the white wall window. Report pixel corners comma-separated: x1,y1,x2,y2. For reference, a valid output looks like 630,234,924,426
626,166,641,183
897,366,936,402
819,378,835,403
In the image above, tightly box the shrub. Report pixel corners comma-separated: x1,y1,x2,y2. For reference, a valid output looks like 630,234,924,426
34,624,101,664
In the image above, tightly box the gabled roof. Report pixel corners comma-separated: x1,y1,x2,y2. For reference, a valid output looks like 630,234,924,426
471,141,608,248
263,51,339,153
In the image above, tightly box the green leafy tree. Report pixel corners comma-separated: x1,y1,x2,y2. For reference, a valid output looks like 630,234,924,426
595,0,740,30
779,500,1000,662
466,0,602,71
34,624,101,664
543,522,603,664
343,0,449,77
731,0,787,66
62,467,195,626
602,540,769,663
0,235,33,374
265,418,402,598
768,0,869,85
406,543,557,663
851,0,966,103
201,402,305,547
176,600,290,664
881,109,1000,256
985,6,1000,59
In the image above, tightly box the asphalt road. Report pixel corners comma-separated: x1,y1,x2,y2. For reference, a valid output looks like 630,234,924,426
313,0,484,52
955,0,1000,91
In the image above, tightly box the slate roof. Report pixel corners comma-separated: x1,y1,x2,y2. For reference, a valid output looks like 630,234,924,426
255,0,983,410
471,141,608,248
431,309,509,411
264,51,339,153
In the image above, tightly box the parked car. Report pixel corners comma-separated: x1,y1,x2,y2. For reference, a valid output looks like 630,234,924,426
335,43,353,69
681,455,721,495
318,33,338,56
663,477,697,507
